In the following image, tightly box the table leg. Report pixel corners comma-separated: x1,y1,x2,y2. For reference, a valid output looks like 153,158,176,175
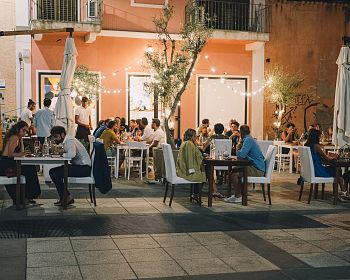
333,167,340,205
146,148,149,179
242,166,248,206
208,164,214,207
16,160,21,210
227,166,232,198
116,147,120,179
289,149,293,174
62,160,68,210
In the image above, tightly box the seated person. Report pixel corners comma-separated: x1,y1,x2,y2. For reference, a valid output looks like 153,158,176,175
225,125,265,203
177,129,206,183
225,119,240,152
0,121,41,205
281,122,299,170
305,128,348,195
49,126,91,206
202,123,228,152
136,117,154,144
202,123,229,198
198,125,210,152
305,128,340,177
100,120,125,165
93,120,104,135
93,119,108,138
197,118,211,136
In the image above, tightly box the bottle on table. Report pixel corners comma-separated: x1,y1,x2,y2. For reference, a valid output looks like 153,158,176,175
43,137,49,157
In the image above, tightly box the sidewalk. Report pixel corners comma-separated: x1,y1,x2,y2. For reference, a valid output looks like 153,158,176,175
1,172,350,279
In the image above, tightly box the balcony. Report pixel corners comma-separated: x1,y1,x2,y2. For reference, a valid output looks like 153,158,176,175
29,0,102,33
187,0,271,41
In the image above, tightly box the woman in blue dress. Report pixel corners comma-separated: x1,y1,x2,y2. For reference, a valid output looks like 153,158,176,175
305,128,337,177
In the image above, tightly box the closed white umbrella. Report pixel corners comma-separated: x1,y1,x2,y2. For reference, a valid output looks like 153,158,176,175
333,46,350,147
54,36,77,136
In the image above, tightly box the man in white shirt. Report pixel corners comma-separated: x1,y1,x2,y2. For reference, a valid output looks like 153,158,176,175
49,126,92,206
20,99,36,135
75,96,92,141
149,118,166,149
139,117,154,143
34,98,55,144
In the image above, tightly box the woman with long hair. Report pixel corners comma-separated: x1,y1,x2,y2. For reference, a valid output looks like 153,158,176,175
305,128,337,177
0,121,41,205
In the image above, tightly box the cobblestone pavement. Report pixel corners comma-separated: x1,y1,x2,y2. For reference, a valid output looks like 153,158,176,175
1,172,350,279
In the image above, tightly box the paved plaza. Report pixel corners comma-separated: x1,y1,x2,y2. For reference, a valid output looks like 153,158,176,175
1,172,350,280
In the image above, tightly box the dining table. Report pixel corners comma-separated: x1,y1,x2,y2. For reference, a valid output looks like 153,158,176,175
325,158,350,205
204,157,252,207
115,142,150,179
14,156,71,210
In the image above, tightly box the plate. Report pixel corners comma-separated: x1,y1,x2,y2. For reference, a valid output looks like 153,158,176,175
50,154,61,158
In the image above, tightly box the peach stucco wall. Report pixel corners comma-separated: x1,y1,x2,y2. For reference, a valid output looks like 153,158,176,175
31,35,252,136
103,0,186,33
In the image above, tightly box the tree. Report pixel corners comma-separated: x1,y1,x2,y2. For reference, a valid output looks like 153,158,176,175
264,67,304,138
72,65,102,101
145,1,212,147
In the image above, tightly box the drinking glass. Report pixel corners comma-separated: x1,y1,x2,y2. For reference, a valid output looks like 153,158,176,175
34,140,40,155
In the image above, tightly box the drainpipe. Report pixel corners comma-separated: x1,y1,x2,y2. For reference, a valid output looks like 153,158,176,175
18,52,24,115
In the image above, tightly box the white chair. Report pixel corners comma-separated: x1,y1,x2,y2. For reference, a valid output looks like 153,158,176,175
0,176,26,207
125,141,146,180
274,140,291,172
68,147,97,206
162,143,203,206
257,140,274,158
247,145,277,205
88,135,95,155
212,139,232,185
298,146,334,204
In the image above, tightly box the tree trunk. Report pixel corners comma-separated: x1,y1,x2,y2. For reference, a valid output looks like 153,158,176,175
164,117,176,149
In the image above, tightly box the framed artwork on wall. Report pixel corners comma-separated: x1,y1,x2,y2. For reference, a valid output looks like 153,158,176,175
37,71,100,128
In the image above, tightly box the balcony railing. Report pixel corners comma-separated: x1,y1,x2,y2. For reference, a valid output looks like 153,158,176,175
187,0,271,33
30,0,102,24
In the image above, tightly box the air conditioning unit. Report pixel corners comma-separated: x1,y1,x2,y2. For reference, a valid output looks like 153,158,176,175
88,0,98,18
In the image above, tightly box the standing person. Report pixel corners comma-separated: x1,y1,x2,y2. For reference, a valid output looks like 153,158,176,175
225,125,265,203
20,99,36,135
0,121,41,205
75,96,92,142
33,98,55,144
49,126,92,206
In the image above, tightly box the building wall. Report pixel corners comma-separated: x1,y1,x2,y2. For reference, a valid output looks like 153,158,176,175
0,0,16,117
103,0,185,33
31,35,252,136
264,0,350,137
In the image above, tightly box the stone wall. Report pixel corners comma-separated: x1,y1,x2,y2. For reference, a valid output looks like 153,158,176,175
264,0,350,138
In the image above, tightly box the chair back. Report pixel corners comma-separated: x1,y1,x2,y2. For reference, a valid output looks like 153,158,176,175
298,146,315,182
162,143,177,184
213,139,232,156
257,140,274,158
88,135,96,155
90,146,96,178
264,145,277,179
